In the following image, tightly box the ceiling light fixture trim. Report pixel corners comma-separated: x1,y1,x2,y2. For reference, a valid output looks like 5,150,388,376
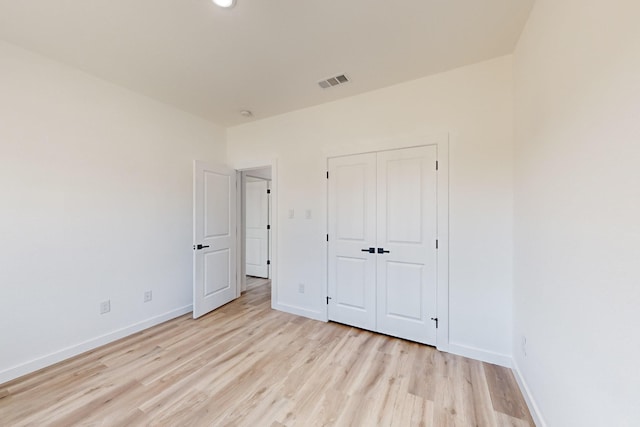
212,0,236,8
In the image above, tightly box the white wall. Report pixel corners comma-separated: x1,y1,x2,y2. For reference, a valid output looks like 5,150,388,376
0,41,226,383
513,1,640,425
228,56,515,363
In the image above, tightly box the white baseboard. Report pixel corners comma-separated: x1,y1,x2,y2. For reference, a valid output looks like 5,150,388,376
0,305,192,385
448,342,512,367
512,359,547,427
272,302,325,322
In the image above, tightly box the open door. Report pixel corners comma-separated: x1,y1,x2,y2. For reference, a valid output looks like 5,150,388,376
193,160,237,319
245,179,270,278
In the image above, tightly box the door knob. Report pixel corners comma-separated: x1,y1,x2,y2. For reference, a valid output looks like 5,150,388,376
361,248,375,253
195,244,210,250
377,248,390,254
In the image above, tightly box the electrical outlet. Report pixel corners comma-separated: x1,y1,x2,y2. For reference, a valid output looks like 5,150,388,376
298,283,305,293
100,300,111,314
521,335,527,357
144,290,153,303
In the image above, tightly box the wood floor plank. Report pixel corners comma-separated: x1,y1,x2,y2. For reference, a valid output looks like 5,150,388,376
495,411,535,427
484,362,534,423
304,389,349,427
411,394,435,426
246,275,270,290
47,379,140,427
407,343,441,400
0,281,534,426
469,360,499,427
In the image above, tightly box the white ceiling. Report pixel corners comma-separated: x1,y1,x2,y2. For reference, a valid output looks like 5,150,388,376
0,0,534,126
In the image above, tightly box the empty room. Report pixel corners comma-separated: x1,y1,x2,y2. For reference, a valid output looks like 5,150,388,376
1,0,638,426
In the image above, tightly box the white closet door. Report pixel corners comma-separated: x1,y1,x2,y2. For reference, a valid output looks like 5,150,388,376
376,146,438,345
327,153,377,331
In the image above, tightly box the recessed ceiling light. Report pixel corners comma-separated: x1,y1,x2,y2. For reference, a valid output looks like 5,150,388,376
212,0,236,8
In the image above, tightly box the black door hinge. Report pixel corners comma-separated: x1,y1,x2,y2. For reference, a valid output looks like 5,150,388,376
326,296,332,304
326,234,329,242
267,260,271,265
326,171,329,179
267,224,271,230
431,317,439,328
267,189,271,194
436,161,439,171
436,239,439,249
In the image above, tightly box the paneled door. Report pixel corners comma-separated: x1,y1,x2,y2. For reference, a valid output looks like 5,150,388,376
327,146,438,345
193,161,237,319
375,147,438,344
245,179,270,278
327,153,377,331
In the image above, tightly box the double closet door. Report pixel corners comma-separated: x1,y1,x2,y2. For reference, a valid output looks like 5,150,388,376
328,146,438,345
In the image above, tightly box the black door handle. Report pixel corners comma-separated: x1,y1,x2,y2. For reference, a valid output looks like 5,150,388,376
195,244,210,250
377,248,390,254
361,247,375,253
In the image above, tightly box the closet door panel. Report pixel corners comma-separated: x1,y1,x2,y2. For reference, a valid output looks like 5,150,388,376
328,153,377,331
376,146,438,345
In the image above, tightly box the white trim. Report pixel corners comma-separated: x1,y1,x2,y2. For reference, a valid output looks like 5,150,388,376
448,342,512,368
237,171,245,295
272,302,325,322
321,156,329,322
512,358,547,427
435,137,449,352
267,180,272,280
267,161,278,313
0,305,192,385
320,130,449,159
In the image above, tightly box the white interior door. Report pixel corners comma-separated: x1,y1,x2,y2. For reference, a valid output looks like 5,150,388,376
328,153,377,331
245,179,269,278
376,146,438,344
193,161,237,319
327,146,438,345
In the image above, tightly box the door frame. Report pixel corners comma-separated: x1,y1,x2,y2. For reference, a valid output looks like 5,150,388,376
234,160,278,310
324,135,450,352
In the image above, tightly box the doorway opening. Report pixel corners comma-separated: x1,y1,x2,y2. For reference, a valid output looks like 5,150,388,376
238,166,273,297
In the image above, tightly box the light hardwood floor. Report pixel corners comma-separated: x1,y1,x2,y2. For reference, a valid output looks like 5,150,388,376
246,275,270,290
0,282,534,426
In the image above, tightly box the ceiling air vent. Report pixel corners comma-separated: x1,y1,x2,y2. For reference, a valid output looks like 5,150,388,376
318,74,350,89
